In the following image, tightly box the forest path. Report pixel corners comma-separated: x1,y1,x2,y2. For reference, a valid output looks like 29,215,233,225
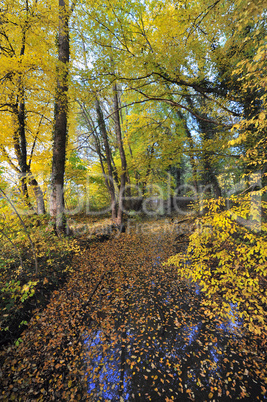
0,219,266,401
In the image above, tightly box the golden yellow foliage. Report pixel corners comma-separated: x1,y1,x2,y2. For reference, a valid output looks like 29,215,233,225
167,194,267,335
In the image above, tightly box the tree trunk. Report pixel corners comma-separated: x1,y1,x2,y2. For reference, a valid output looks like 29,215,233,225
176,110,199,192
113,83,127,226
8,0,45,214
197,120,222,198
95,98,117,220
185,96,221,198
13,2,34,210
29,175,46,214
50,0,70,233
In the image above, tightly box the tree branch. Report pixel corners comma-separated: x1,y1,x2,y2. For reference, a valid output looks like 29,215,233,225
0,146,21,173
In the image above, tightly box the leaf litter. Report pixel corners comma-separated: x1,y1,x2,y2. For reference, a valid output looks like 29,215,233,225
0,218,266,401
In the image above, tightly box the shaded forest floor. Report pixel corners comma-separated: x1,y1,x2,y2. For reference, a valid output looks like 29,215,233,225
0,217,266,401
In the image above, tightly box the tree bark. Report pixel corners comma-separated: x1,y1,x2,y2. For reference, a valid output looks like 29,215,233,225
7,0,46,214
185,97,221,198
113,83,127,226
177,111,199,193
82,93,128,227
197,119,222,198
95,98,117,220
50,0,70,233
14,0,33,209
29,176,46,214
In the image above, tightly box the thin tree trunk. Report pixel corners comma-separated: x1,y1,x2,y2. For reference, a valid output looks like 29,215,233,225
13,0,33,210
185,128,199,193
12,108,33,211
176,110,199,192
50,0,70,233
95,98,117,220
113,83,127,226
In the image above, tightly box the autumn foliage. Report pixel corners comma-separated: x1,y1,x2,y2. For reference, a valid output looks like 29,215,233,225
0,0,267,400
0,221,266,400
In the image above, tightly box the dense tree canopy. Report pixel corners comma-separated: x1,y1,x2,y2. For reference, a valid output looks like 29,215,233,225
1,0,265,213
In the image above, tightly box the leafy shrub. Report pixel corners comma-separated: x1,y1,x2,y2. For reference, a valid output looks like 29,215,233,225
167,192,267,336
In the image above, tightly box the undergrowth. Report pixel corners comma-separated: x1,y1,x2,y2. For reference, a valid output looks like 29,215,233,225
0,214,81,348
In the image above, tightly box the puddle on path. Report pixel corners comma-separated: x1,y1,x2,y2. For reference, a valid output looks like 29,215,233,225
83,237,266,401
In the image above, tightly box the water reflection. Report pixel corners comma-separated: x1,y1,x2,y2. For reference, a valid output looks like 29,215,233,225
84,275,266,402
218,303,242,333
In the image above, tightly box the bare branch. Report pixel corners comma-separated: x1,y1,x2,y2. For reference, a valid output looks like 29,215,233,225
0,146,21,173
